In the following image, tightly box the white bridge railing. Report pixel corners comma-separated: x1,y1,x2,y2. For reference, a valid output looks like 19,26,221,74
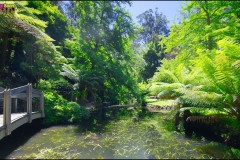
0,83,44,137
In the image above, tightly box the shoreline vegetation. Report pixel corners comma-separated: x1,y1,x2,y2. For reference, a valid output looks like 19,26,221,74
0,1,240,159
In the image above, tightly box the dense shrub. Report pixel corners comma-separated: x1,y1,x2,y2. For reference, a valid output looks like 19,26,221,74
38,80,90,125
51,79,74,101
43,91,90,125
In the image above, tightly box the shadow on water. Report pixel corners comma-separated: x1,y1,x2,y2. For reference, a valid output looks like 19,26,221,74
0,119,44,159
1,108,238,159
0,109,116,159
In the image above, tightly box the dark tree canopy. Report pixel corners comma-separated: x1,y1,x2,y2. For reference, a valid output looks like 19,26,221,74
137,8,169,44
136,8,169,81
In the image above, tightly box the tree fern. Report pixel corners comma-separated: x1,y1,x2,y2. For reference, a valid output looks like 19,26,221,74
176,88,224,108
152,1,240,120
217,39,240,59
214,54,235,94
61,64,79,82
15,1,47,30
0,1,54,42
0,1,66,83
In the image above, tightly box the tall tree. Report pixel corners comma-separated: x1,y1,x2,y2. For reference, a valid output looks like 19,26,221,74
137,8,169,44
136,8,169,81
164,1,240,56
64,1,139,104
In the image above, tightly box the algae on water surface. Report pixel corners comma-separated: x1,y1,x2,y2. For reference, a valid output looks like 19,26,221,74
7,112,237,159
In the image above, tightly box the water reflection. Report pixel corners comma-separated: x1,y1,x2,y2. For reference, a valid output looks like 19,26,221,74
7,113,236,159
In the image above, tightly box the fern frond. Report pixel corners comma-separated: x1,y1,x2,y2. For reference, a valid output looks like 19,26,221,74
176,88,224,108
232,60,240,70
200,54,216,82
149,82,185,98
14,18,54,42
217,39,240,59
17,14,47,30
14,1,47,30
158,82,185,91
61,64,79,82
161,69,180,83
214,54,235,94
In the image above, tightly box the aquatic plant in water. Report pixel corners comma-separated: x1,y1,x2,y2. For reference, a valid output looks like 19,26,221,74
7,112,238,159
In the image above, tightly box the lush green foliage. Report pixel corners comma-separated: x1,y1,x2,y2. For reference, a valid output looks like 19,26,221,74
39,80,90,125
1,1,240,153
135,8,169,81
0,1,66,87
0,1,143,124
63,1,141,104
151,1,240,121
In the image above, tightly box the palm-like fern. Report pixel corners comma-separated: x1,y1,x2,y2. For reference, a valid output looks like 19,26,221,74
153,82,185,99
61,64,80,84
0,1,65,82
152,38,240,120
0,1,54,42
175,88,224,108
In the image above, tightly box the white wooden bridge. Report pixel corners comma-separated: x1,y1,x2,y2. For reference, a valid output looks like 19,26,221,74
0,83,44,140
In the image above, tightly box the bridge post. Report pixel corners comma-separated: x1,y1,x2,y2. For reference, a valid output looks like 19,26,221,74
27,83,32,123
4,89,12,136
40,92,45,117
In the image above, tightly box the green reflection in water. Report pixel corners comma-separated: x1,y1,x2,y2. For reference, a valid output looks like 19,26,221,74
8,112,236,159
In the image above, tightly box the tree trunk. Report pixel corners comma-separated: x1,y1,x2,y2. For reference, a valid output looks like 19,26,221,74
201,1,213,50
206,12,213,50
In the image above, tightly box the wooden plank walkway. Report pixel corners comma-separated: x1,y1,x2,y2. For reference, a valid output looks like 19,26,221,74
0,84,44,140
0,113,27,127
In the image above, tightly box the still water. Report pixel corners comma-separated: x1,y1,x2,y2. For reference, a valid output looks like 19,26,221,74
6,112,236,159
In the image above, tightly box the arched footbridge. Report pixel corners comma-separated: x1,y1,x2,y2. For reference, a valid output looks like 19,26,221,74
0,83,44,140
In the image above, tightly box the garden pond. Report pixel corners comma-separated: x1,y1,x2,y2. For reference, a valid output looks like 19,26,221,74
5,111,238,159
